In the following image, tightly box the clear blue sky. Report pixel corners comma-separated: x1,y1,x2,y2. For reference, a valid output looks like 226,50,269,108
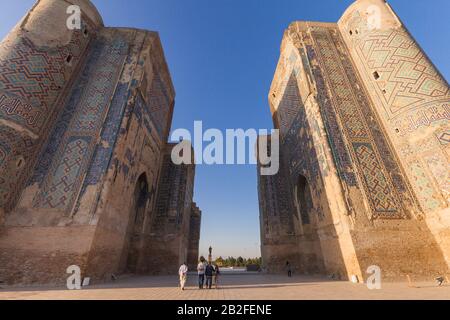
1,1,449,258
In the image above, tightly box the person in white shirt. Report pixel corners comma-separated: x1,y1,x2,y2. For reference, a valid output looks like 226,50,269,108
178,262,188,291
197,259,206,289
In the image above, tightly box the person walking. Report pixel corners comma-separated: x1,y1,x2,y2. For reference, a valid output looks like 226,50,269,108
178,262,188,291
205,262,215,289
197,259,206,289
286,261,292,278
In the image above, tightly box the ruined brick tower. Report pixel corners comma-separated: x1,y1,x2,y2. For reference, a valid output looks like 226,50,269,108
0,0,201,284
259,0,449,280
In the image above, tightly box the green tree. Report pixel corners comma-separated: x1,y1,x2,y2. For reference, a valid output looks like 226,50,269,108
215,256,224,266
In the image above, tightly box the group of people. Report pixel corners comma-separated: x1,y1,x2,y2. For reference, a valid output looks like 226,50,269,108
197,260,220,289
178,260,292,290
178,259,221,291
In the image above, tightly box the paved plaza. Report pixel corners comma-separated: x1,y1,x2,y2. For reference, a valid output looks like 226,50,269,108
1,273,449,300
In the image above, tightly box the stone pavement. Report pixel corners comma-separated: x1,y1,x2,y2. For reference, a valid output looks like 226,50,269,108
1,273,449,300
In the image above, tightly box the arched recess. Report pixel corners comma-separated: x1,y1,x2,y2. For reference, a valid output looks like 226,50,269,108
296,174,314,225
124,172,149,273
294,173,326,273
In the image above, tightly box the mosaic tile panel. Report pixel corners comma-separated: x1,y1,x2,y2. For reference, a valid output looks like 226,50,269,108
0,126,35,209
134,94,155,135
282,96,321,182
353,143,397,213
346,14,449,122
305,45,357,187
340,16,450,181
0,33,88,134
153,147,195,234
0,30,90,211
148,72,172,139
308,26,417,219
33,35,128,211
277,73,304,139
258,143,296,239
31,43,99,185
278,72,328,222
408,160,441,211
83,82,130,186
72,81,151,213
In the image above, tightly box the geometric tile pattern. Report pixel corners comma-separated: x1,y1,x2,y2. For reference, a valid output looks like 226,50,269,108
33,35,128,212
276,73,304,138
153,146,194,234
280,96,317,225
0,30,89,212
85,82,130,185
0,126,35,211
306,45,359,187
353,143,397,212
258,138,296,241
33,34,117,188
30,43,98,186
38,138,89,209
436,130,450,146
409,160,441,211
307,26,416,219
399,136,447,211
134,94,155,135
345,14,449,212
349,24,449,120
280,82,324,224
148,72,171,139
0,34,87,134
71,81,131,214
0,151,5,169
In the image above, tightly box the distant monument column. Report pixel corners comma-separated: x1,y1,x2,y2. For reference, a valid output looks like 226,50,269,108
208,246,213,264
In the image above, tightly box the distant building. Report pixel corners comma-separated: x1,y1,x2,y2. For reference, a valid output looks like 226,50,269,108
0,0,201,284
259,0,449,280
